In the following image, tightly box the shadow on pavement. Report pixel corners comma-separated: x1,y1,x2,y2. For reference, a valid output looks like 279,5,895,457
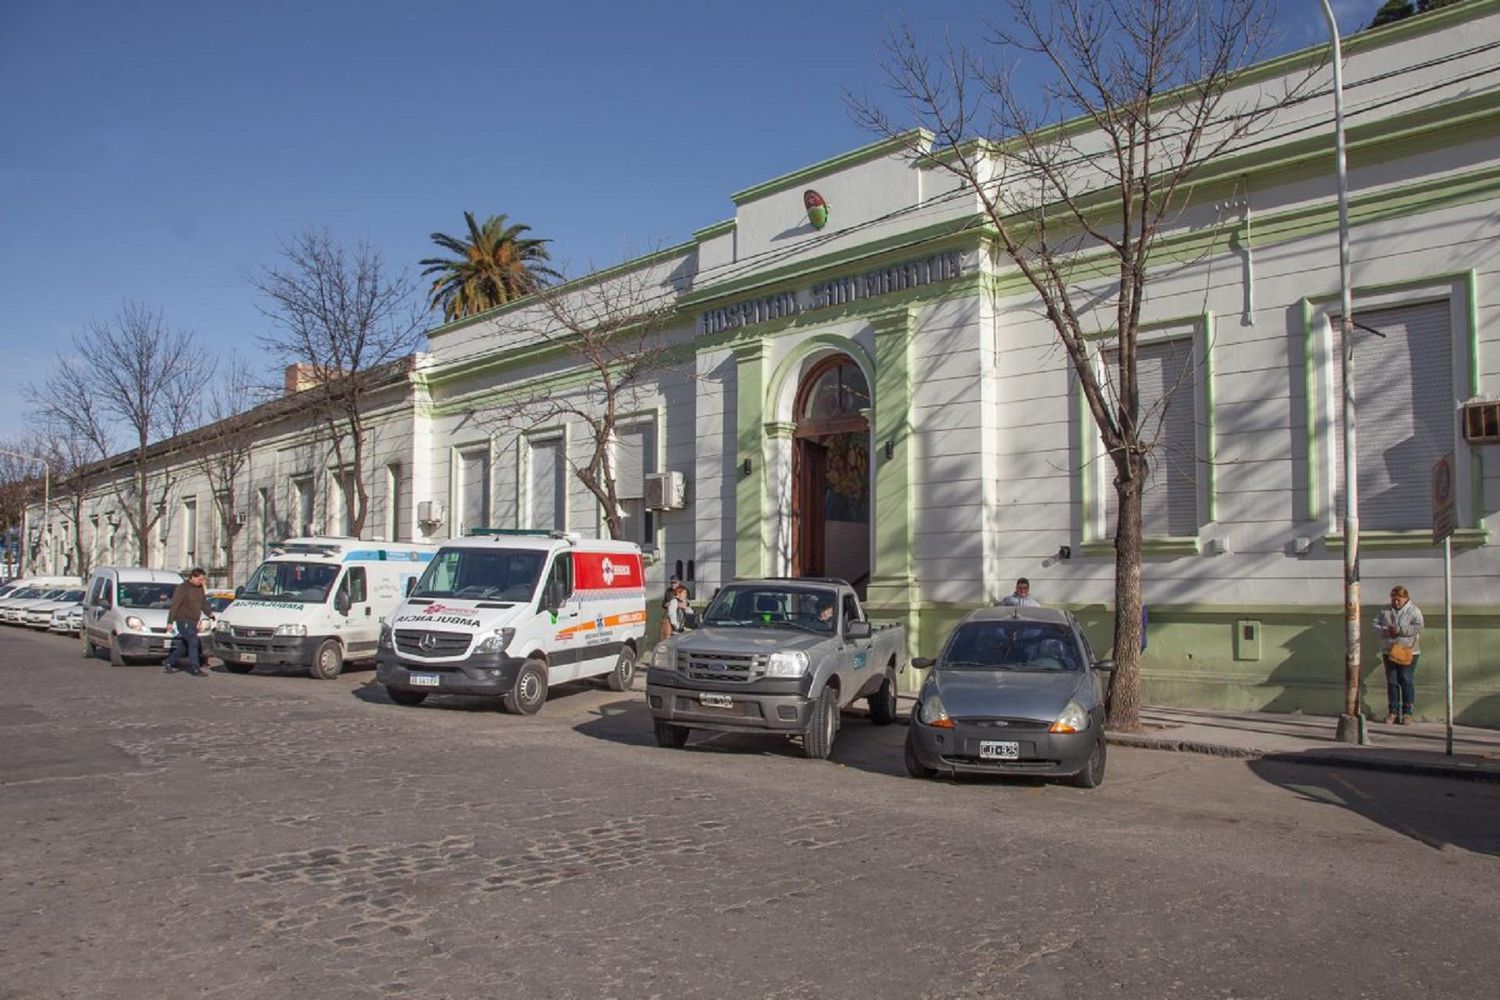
1247,756,1500,857
348,675,611,713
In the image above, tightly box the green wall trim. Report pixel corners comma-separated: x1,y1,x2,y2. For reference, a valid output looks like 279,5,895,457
1324,528,1489,551
730,130,932,205
732,339,768,579
867,308,920,649
1082,537,1203,558
694,219,736,241
1301,269,1483,530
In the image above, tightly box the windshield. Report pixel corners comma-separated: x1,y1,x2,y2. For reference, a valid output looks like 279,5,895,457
51,590,85,603
206,595,234,613
701,584,839,634
942,621,1083,672
8,588,43,601
119,582,177,610
242,561,341,603
411,548,545,602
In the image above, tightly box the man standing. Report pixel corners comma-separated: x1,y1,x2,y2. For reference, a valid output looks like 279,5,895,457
998,578,1040,607
163,568,213,676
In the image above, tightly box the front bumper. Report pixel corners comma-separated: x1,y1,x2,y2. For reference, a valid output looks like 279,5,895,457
908,718,1099,777
646,668,815,733
117,631,172,658
376,647,526,697
210,633,324,667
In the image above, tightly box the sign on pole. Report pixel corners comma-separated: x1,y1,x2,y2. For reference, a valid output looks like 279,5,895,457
1432,452,1456,544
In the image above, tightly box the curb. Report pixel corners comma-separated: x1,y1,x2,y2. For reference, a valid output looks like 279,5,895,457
1107,733,1500,783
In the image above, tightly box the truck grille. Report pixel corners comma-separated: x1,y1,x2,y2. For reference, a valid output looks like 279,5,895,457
394,629,472,658
683,651,769,683
232,626,275,639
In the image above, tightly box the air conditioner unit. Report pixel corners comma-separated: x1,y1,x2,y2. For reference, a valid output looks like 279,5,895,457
1463,399,1500,444
417,499,446,525
644,471,686,511
231,512,248,528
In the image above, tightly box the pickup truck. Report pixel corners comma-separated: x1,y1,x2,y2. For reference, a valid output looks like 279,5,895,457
645,578,907,759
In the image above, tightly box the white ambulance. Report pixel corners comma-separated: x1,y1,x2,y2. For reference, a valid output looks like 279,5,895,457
212,537,436,679
376,530,646,715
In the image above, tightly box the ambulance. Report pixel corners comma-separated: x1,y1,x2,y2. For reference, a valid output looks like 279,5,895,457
211,537,436,679
376,530,647,715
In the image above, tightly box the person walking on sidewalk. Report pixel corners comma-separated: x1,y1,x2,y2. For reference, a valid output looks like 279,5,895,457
163,568,213,677
1373,585,1424,724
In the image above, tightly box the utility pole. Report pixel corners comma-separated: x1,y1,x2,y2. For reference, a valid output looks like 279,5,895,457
1320,0,1364,745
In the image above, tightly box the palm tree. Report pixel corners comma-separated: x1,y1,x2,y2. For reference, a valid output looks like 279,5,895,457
420,213,562,321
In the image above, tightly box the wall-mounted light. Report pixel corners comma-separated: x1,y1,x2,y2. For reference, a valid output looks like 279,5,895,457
740,458,753,478
883,440,895,461
1057,545,1072,561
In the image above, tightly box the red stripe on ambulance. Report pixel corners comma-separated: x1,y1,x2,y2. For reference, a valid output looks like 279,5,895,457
572,551,643,591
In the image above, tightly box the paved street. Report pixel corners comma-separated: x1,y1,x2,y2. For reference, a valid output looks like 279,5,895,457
2,627,1498,1000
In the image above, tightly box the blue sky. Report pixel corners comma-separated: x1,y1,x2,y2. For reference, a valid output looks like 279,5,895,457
0,0,1378,440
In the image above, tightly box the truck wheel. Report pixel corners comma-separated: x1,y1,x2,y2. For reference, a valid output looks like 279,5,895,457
1069,736,1107,789
386,687,428,707
223,662,253,675
802,685,839,760
502,659,548,715
605,647,637,692
905,728,937,779
654,720,690,749
868,673,898,726
309,640,343,680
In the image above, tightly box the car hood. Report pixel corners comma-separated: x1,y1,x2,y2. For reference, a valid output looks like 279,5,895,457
933,668,1087,721
676,626,830,656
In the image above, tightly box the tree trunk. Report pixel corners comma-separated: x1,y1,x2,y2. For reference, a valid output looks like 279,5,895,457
1106,459,1146,732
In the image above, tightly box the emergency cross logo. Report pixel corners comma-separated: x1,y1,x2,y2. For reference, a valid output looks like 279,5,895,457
600,558,633,586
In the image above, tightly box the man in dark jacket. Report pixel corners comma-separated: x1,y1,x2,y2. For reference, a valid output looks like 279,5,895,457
163,568,213,676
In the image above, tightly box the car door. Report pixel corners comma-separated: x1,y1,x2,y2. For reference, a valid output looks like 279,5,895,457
838,592,873,705
338,567,377,658
85,576,111,644
538,553,582,680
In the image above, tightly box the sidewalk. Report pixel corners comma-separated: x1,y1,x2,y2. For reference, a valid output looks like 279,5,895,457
1110,706,1500,782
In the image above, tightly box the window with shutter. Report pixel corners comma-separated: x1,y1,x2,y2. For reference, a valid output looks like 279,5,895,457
614,420,658,549
528,437,566,531
457,449,491,534
1104,337,1200,539
1332,300,1452,531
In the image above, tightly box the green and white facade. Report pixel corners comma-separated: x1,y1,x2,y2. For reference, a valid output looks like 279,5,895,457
28,2,1500,724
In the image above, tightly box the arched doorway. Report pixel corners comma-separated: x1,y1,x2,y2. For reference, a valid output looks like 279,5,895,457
792,355,871,595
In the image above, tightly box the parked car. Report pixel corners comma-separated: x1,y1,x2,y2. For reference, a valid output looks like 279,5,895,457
0,586,75,625
205,589,236,615
377,531,646,714
646,578,907,759
905,606,1112,788
50,604,84,636
81,566,185,665
21,587,86,629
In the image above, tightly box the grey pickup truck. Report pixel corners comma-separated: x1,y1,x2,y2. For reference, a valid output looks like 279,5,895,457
645,578,908,759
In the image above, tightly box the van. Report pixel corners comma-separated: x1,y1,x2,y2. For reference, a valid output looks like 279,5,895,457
376,530,646,715
82,567,188,665
211,537,436,679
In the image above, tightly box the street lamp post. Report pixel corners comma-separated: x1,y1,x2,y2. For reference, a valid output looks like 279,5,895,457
0,448,51,577
1319,1,1364,745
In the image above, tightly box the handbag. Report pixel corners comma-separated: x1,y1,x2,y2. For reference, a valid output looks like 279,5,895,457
1388,643,1414,666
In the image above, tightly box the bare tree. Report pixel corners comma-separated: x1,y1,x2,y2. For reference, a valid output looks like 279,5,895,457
28,424,99,578
256,230,427,538
474,265,682,540
853,0,1301,729
0,444,42,575
28,302,210,566
187,357,266,585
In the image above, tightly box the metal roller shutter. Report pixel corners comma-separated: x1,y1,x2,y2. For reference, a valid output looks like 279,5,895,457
529,437,565,530
1107,337,1199,538
1333,301,1452,531
613,422,656,500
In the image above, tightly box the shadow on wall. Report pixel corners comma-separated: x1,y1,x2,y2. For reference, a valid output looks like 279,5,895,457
1246,756,1500,857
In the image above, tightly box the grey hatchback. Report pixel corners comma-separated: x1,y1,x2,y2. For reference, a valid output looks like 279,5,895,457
905,606,1112,787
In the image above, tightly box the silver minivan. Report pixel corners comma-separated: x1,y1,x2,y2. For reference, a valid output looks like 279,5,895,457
81,566,185,666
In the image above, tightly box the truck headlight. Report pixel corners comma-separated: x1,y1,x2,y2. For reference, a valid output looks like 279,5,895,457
274,623,308,637
214,618,231,634
1049,700,1090,734
651,643,675,670
378,623,393,650
474,627,514,654
124,615,146,631
765,651,809,677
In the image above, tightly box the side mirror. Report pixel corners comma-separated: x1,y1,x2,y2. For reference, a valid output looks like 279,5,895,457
404,577,416,596
234,585,244,597
1093,659,1115,673
334,591,352,616
911,656,935,670
844,620,872,640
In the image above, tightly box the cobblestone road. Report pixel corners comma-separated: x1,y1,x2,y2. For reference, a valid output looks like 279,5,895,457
2,627,1497,999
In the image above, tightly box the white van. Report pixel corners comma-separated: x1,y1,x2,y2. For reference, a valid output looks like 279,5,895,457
82,567,187,665
212,537,436,679
376,531,647,715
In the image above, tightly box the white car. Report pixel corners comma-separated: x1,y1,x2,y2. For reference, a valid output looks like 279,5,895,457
23,588,86,629
0,586,74,625
50,605,84,636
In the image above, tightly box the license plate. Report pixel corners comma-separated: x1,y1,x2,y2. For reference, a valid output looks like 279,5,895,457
699,692,733,709
239,653,258,664
410,673,441,687
978,740,1020,760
